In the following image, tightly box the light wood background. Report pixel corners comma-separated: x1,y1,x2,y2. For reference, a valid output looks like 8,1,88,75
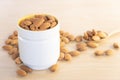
0,0,120,80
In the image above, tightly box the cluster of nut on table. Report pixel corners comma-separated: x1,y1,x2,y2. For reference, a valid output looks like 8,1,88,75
2,14,120,77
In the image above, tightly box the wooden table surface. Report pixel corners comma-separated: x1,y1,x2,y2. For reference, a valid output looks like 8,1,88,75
0,0,120,80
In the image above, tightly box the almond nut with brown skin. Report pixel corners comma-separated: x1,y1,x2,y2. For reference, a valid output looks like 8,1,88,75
16,69,27,77
40,22,51,30
87,41,99,48
49,63,58,72
69,50,80,56
94,50,104,56
105,49,113,56
15,57,22,64
2,45,13,51
64,53,72,61
113,42,120,48
76,42,87,51
75,36,83,42
20,65,32,73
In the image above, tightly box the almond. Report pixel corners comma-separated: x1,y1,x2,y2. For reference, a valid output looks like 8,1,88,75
87,41,99,48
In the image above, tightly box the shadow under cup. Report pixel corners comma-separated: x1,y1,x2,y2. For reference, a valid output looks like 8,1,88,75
17,15,60,70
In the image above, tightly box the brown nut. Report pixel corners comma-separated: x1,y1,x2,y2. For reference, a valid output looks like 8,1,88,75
8,48,18,55
47,15,55,21
5,39,12,45
105,49,113,56
76,42,87,51
60,47,69,54
67,34,75,41
15,57,22,64
97,31,107,39
61,37,69,44
51,21,57,27
69,50,80,56
83,32,88,40
40,22,51,30
13,31,18,36
58,52,65,61
75,36,83,42
87,41,99,48
11,39,18,45
94,50,104,56
33,18,45,27
16,69,27,77
2,45,13,51
49,63,58,72
20,65,32,73
113,42,120,48
12,52,19,60
92,36,101,41
64,53,72,61
60,42,65,47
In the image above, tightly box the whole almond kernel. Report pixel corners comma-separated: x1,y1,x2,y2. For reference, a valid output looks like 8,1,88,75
60,42,65,47
76,42,87,51
49,63,58,72
61,37,69,44
92,36,100,41
64,53,72,61
12,52,19,60
58,52,65,60
67,34,75,41
83,32,89,40
87,41,99,48
16,69,27,77
2,45,13,51
60,47,69,54
47,15,55,21
5,39,12,45
23,19,32,26
69,50,80,56
11,39,18,45
8,48,18,55
105,49,113,56
51,21,57,27
40,22,51,30
20,65,32,73
15,57,22,64
33,18,45,27
113,42,120,48
97,31,107,39
75,36,83,42
94,50,104,56
13,31,18,36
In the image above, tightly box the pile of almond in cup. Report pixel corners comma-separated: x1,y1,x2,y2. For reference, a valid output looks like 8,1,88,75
2,14,120,77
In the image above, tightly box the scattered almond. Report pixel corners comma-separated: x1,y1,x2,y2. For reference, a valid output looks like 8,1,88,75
15,57,22,64
76,42,87,51
94,50,104,56
64,53,72,61
75,35,83,42
113,42,120,48
16,69,27,77
69,50,80,56
92,35,100,41
20,65,32,73
105,49,113,56
49,63,58,72
2,45,13,51
87,41,99,48
58,52,65,60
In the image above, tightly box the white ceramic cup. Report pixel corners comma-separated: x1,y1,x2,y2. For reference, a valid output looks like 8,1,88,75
17,15,60,70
